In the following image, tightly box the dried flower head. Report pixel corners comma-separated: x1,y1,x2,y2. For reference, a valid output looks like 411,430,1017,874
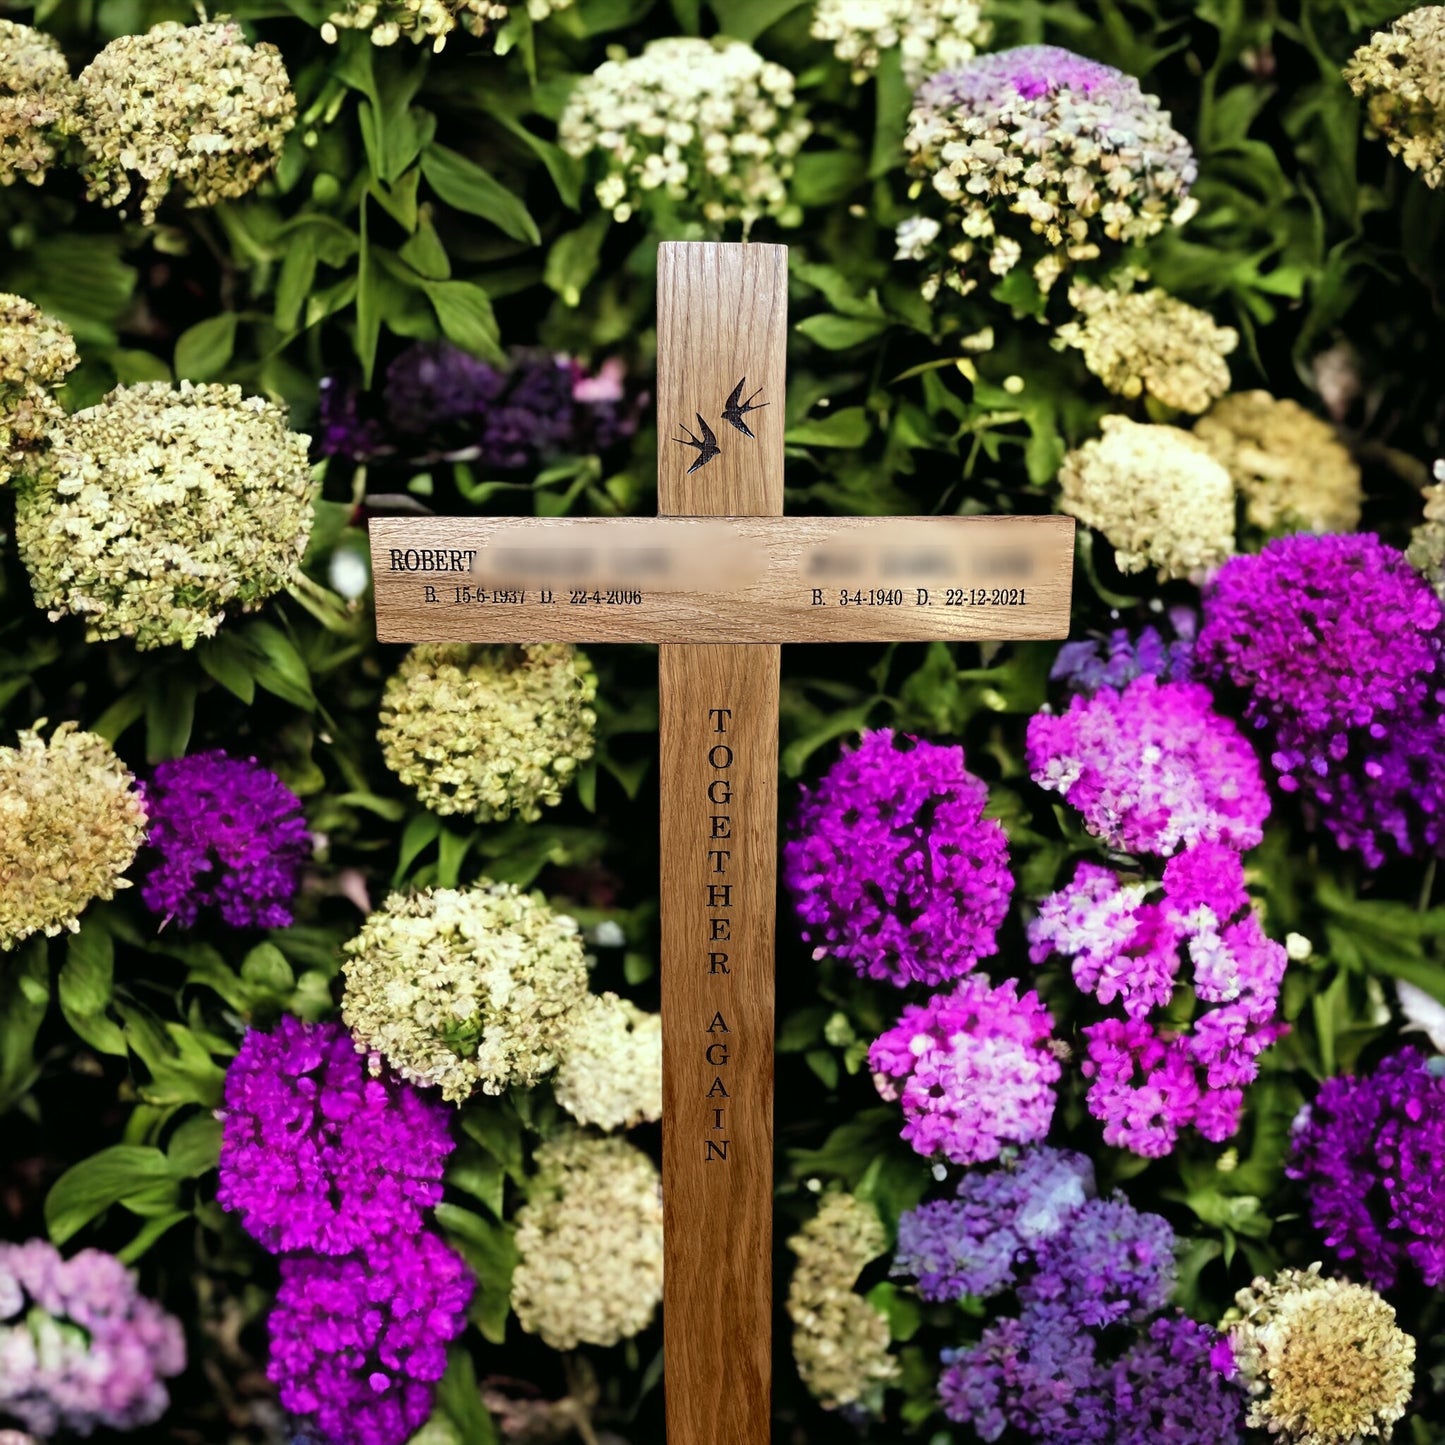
341,881,591,1103
75,19,296,224
0,723,146,951
787,1192,899,1414
0,20,75,189
810,0,990,85
1344,6,1445,188
1225,1266,1415,1445
378,643,597,823
1,293,77,485
13,382,314,650
1055,283,1237,414
1193,391,1362,536
558,38,810,232
553,991,661,1131
320,0,509,50
901,46,1196,298
1058,416,1235,580
510,1132,663,1350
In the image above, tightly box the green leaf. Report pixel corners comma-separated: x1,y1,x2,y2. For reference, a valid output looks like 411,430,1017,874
370,166,422,233
435,1347,502,1445
544,211,610,307
46,1145,178,1246
459,1103,526,1184
240,942,295,995
491,112,582,210
145,672,196,763
399,213,452,280
197,635,257,705
795,314,890,350
785,407,871,448
0,938,50,1114
709,0,809,43
167,1113,223,1177
59,925,126,1057
275,227,319,335
422,280,504,363
174,312,237,382
436,1202,518,1346
117,1210,189,1264
422,145,541,246
247,622,318,710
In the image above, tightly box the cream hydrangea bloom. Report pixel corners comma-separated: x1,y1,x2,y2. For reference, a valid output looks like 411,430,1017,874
1344,6,1445,188
1058,415,1235,581
810,0,990,85
787,1192,898,1414
0,19,76,189
1,294,77,486
1,723,147,951
553,991,661,1131
13,382,314,650
76,19,296,224
341,882,591,1102
320,0,508,50
1055,283,1237,415
511,1132,663,1349
1225,1265,1415,1445
378,643,596,823
1409,458,1445,599
558,38,810,232
1193,391,1362,535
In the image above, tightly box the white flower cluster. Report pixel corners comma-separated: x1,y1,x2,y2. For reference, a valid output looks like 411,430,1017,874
321,0,509,50
810,0,990,85
0,20,75,189
553,991,662,1131
558,38,810,232
1344,6,1445,189
1,294,77,486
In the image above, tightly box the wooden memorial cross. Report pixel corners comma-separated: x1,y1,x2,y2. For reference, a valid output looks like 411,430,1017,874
370,242,1074,1445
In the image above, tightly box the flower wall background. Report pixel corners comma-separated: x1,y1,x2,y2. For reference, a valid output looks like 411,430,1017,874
4,0,1445,1442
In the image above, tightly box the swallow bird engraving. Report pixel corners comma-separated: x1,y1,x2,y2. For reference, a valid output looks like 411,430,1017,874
675,413,721,473
721,377,767,437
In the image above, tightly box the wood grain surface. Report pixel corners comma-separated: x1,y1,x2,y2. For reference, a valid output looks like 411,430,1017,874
658,242,784,1445
369,514,1075,644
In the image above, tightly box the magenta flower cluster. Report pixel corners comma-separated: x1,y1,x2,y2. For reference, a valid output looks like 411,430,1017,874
140,750,311,929
1027,677,1270,857
1029,843,1287,1155
1287,1046,1445,1289
869,973,1061,1166
783,728,1014,987
1198,532,1445,866
216,1017,470,1445
0,1239,186,1438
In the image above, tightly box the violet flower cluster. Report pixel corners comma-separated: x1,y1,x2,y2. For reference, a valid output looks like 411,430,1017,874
140,750,311,929
318,343,641,471
1287,1046,1445,1290
1049,611,1197,697
1030,843,1287,1155
1198,532,1445,866
216,1017,470,1445
784,728,1014,987
869,973,1060,1165
1027,675,1270,857
0,1239,185,1438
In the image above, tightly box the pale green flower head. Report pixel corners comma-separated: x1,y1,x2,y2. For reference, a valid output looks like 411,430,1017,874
13,382,314,650
510,1131,663,1350
378,643,597,823
1225,1265,1415,1445
1345,7,1445,189
0,19,76,190
0,722,148,951
341,881,591,1102
553,990,661,1131
558,37,811,234
1,293,77,486
320,0,509,49
76,18,296,224
811,0,991,86
787,1192,899,1414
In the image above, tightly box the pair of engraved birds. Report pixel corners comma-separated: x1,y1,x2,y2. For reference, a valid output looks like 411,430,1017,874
675,378,766,473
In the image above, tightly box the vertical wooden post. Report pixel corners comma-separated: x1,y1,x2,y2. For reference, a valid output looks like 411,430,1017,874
657,241,787,1445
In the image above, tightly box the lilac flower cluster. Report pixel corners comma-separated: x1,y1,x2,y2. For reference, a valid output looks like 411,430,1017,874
869,973,1060,1165
318,343,641,471
1049,611,1197,696
216,1018,470,1445
1030,843,1287,1155
1027,676,1270,857
783,728,1014,987
140,750,310,929
0,1239,185,1437
1198,532,1445,866
1287,1046,1445,1289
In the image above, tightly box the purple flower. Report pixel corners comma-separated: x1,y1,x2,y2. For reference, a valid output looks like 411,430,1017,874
1050,613,1197,696
316,375,387,462
893,1147,1095,1301
1287,1047,1445,1289
1108,1314,1244,1445
1027,676,1270,857
267,1232,472,1445
383,342,506,434
0,1240,185,1438
1198,532,1445,865
140,750,311,930
217,1016,455,1256
869,974,1060,1166
784,728,1014,987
